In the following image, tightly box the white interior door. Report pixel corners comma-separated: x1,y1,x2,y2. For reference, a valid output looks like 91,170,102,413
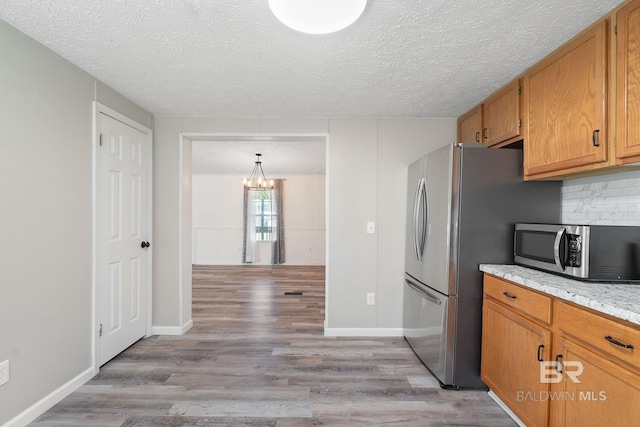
98,112,150,366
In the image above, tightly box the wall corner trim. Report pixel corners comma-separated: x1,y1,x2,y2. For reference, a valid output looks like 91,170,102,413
323,328,403,337
5,367,94,427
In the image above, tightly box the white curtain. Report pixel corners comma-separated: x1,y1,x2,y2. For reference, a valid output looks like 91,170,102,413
242,188,257,263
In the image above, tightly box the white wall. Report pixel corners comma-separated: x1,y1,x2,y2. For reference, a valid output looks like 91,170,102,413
562,169,640,226
192,173,326,265
0,20,152,426
154,117,456,333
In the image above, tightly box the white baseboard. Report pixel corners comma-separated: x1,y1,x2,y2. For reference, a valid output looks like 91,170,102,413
324,327,404,337
151,319,193,336
5,367,94,427
488,390,526,427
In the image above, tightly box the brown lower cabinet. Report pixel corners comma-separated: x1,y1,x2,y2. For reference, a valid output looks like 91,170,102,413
482,274,640,427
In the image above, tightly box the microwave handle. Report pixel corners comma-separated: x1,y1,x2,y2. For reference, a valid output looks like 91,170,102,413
553,228,567,271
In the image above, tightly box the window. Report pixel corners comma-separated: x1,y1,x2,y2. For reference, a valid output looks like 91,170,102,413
252,190,276,241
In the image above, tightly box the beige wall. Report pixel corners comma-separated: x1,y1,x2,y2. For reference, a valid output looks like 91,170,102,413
0,20,151,425
153,116,456,332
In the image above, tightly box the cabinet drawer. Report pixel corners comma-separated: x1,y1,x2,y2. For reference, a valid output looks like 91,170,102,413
483,275,551,324
556,301,640,371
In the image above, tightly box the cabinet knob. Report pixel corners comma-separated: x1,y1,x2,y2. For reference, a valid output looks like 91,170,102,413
592,129,600,147
483,128,488,139
475,131,480,143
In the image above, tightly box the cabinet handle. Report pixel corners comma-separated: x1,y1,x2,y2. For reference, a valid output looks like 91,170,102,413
483,128,488,139
475,131,480,143
555,354,563,373
604,335,634,349
502,291,516,300
592,129,600,147
537,344,544,362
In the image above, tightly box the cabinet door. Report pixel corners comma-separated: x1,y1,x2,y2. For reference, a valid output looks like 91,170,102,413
551,336,640,427
458,105,483,143
524,20,608,178
482,299,551,427
482,79,521,147
617,0,640,162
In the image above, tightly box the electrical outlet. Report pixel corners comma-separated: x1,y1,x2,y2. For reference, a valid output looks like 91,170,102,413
367,293,375,306
0,359,10,387
366,222,375,234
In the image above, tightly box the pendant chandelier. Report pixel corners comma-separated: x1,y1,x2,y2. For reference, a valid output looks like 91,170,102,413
243,153,274,189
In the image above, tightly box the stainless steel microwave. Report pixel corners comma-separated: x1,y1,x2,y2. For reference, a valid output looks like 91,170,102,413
514,223,640,282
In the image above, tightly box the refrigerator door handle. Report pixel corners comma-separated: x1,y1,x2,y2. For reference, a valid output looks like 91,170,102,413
405,278,442,305
413,178,427,261
419,178,428,259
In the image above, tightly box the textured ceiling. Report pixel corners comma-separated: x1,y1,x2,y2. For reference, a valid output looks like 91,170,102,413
0,0,624,117
191,137,326,175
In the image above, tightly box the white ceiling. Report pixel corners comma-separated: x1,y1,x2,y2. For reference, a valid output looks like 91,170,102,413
0,0,624,118
1,1,624,174
191,136,326,175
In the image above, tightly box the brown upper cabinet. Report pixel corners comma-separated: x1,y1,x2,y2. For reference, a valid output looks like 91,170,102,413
616,0,640,164
456,79,521,147
482,79,522,147
457,105,482,143
523,20,608,180
458,0,640,179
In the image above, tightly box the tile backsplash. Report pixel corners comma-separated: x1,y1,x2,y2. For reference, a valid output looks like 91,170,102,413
562,169,640,226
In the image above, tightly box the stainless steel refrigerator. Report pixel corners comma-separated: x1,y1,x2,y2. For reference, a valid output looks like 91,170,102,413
404,142,561,389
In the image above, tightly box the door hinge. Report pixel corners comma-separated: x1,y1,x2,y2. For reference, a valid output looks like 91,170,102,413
518,119,522,127
518,86,522,95
99,323,103,337
614,135,617,147
99,133,103,146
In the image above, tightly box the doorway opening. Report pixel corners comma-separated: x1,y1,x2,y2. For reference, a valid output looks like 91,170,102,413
179,133,329,331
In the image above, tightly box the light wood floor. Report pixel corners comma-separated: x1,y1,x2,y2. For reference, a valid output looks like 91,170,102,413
31,265,515,426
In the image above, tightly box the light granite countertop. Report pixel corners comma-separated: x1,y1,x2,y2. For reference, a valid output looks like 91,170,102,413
479,264,640,326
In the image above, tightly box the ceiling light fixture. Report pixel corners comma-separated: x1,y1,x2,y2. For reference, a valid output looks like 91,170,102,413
268,0,367,35
243,153,274,189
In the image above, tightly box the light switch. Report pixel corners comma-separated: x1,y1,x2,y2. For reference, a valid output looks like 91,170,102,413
367,222,375,234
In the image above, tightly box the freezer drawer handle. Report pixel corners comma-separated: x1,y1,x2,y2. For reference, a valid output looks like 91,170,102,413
502,291,517,300
405,279,442,305
537,345,544,362
604,335,634,349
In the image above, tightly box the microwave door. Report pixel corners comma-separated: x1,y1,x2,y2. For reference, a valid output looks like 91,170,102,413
514,224,568,274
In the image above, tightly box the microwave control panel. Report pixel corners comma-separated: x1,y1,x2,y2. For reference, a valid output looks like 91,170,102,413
566,234,582,267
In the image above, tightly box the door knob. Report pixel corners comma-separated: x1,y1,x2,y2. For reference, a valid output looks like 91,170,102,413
141,241,150,248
